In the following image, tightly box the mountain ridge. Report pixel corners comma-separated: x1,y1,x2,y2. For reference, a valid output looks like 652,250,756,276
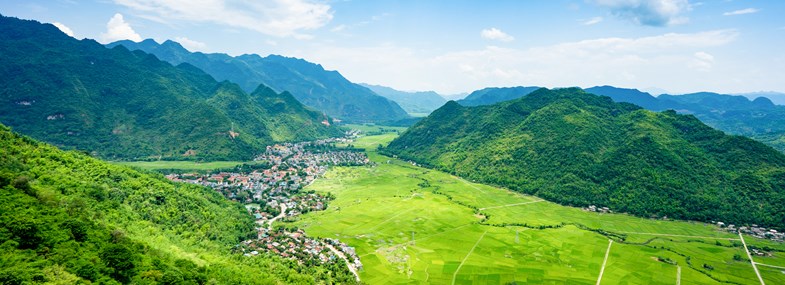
108,39,409,122
0,15,340,161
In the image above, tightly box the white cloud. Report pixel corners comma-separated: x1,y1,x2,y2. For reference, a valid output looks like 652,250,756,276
100,13,142,43
689,51,715,71
481,28,514,42
300,29,738,95
723,8,758,16
582,17,604,26
174,37,206,51
114,0,333,39
593,0,691,26
52,22,74,37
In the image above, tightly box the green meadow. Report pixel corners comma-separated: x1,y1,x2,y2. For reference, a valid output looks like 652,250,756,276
290,130,785,284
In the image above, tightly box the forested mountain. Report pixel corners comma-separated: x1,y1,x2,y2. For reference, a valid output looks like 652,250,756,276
586,86,785,152
107,39,409,122
360,83,446,114
0,124,355,284
386,88,785,229
456,86,540,106
0,15,340,161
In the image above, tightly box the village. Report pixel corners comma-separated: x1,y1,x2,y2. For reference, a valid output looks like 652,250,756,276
165,133,366,276
715,221,785,243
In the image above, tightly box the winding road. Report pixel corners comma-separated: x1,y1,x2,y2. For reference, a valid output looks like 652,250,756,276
326,244,361,282
267,203,287,231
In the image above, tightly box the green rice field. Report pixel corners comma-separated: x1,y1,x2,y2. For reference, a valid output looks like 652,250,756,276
290,130,785,284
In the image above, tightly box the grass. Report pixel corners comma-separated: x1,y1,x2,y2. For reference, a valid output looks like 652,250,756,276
112,160,255,171
289,130,785,284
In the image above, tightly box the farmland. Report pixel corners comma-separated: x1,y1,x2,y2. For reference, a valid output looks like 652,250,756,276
290,130,785,284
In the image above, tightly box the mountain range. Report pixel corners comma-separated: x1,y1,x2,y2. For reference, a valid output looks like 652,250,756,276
360,83,446,114
0,15,340,161
386,88,785,229
107,39,409,122
451,85,785,152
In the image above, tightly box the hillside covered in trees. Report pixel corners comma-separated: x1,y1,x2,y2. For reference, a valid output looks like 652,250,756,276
0,15,341,161
0,124,356,284
108,39,409,122
386,88,785,229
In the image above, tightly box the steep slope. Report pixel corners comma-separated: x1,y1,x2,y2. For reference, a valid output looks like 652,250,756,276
360,83,447,114
0,124,355,284
0,15,339,161
456,86,540,106
108,39,409,122
386,88,785,229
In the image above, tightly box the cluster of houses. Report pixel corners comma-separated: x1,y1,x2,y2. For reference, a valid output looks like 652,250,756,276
165,139,369,205
240,228,363,271
250,193,330,225
583,205,612,213
165,135,369,274
325,238,363,271
715,221,784,242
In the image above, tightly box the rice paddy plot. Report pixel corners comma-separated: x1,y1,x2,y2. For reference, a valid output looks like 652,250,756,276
289,131,785,284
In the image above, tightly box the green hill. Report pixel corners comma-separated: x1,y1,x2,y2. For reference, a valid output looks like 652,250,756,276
0,15,340,161
107,39,409,122
0,124,355,284
386,88,785,229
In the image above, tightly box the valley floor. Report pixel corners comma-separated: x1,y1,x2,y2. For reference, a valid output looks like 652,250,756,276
290,128,785,284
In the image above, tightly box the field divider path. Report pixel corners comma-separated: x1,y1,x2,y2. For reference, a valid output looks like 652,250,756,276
451,176,485,193
617,231,740,240
479,199,544,211
596,239,613,285
451,230,487,285
677,265,681,285
755,262,785,270
739,231,766,285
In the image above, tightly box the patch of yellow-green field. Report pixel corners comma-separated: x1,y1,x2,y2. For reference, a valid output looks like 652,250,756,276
112,160,254,171
289,132,785,284
341,124,408,133
407,112,430,117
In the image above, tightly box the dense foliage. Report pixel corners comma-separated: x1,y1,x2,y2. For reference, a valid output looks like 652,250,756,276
587,86,785,151
456,86,540,106
0,15,340,161
0,124,356,284
360,83,446,114
107,39,409,122
386,88,785,229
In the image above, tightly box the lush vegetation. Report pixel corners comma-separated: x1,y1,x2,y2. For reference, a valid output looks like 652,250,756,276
386,88,785,229
360,83,447,114
107,39,409,122
587,86,785,151
0,124,356,284
294,131,785,284
456,86,540,106
0,15,341,161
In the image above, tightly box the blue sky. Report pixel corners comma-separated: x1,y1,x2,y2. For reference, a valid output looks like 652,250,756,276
2,0,784,95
